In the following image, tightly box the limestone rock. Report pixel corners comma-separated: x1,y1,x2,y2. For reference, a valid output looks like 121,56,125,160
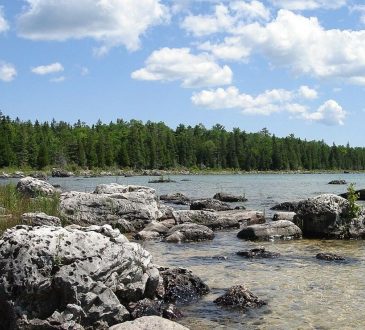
16,176,56,197
272,212,296,222
213,192,247,202
160,193,190,205
217,210,265,227
165,223,214,243
190,199,232,211
21,212,62,226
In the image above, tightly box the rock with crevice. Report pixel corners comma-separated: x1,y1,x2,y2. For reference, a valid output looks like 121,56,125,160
165,223,214,243
0,224,160,329
16,176,57,197
21,212,62,226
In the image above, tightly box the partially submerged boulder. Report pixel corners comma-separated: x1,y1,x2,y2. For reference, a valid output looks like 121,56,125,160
271,201,299,212
110,316,189,330
217,210,265,226
328,180,347,185
316,252,345,261
160,193,190,205
165,223,214,243
237,248,280,259
237,220,302,241
16,176,57,197
21,212,62,226
213,192,247,202
0,225,159,328
190,199,232,211
214,285,266,311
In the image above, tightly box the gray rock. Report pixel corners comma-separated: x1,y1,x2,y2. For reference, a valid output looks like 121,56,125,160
94,183,155,195
272,212,296,222
133,221,170,241
271,201,299,212
160,193,190,205
217,210,265,226
109,316,189,330
173,210,240,230
158,204,174,221
115,219,136,234
16,176,57,197
135,231,162,241
237,220,302,241
213,192,247,202
52,169,74,177
30,172,48,180
0,224,159,328
237,248,280,259
214,285,266,311
165,223,214,243
60,186,162,228
159,218,176,229
328,180,347,185
316,252,345,261
190,199,232,211
21,212,62,226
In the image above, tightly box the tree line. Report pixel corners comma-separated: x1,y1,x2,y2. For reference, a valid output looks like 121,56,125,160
0,113,364,171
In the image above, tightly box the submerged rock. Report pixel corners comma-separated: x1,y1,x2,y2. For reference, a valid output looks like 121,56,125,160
316,253,345,261
328,180,347,185
21,212,62,226
165,223,214,243
237,248,280,259
109,316,189,330
158,267,210,305
214,285,266,311
213,192,247,202
16,176,57,197
190,199,232,211
237,220,302,241
160,193,191,205
0,224,159,328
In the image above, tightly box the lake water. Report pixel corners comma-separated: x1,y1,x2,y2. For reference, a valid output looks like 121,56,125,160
2,173,365,329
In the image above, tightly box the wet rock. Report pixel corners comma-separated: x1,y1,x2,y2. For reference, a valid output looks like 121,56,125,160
271,201,299,212
190,199,232,211
0,224,159,328
328,180,347,185
21,212,62,226
135,222,169,240
173,210,240,230
162,303,183,320
128,298,162,319
340,188,365,201
213,192,247,203
237,220,302,241
148,178,176,183
237,248,280,259
135,230,162,241
52,169,74,177
109,316,189,330
272,212,296,222
316,252,345,261
165,223,214,243
60,185,162,228
217,210,265,226
160,193,190,205
16,176,57,198
158,267,210,305
214,285,266,311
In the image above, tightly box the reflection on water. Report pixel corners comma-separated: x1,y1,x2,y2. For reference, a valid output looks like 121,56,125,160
2,173,365,329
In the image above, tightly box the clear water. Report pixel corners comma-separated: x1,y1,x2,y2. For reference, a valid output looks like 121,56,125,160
2,173,365,329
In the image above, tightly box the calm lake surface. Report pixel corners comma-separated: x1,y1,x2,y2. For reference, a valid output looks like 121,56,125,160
3,173,365,329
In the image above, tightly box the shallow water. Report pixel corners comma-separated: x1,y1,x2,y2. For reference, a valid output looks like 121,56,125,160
2,173,365,329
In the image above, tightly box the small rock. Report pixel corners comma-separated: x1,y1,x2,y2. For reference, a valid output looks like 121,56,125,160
214,285,266,311
328,180,347,185
160,193,190,205
316,253,345,261
190,199,232,211
237,248,280,259
162,303,183,320
213,192,247,202
165,223,214,243
271,201,299,212
128,298,162,319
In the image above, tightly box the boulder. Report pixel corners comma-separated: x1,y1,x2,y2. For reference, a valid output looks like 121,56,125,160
158,267,210,305
165,223,214,243
214,285,266,311
328,180,347,185
190,199,232,211
213,192,247,202
237,248,280,259
134,222,170,241
109,316,189,330
272,212,296,222
60,185,162,228
21,212,62,226
160,193,190,205
0,224,160,328
340,188,365,201
94,183,155,195
316,253,345,261
237,220,302,241
271,201,299,212
114,219,136,234
217,210,265,226
172,210,240,230
127,299,182,321
52,169,74,177
16,176,57,197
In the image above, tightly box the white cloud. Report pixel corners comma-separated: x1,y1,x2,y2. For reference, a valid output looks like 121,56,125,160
181,1,270,37
17,0,169,53
298,85,318,99
0,62,17,82
50,76,65,83
131,47,233,88
203,10,365,84
0,7,9,33
351,5,365,25
31,62,64,75
270,0,347,11
192,85,345,125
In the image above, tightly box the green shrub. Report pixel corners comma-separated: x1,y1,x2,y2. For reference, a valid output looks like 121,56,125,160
347,183,361,220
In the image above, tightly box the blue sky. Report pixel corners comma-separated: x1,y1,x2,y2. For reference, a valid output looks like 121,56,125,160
1,0,365,146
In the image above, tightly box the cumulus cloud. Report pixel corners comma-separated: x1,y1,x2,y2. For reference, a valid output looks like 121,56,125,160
181,1,270,36
200,10,365,85
0,7,9,33
131,47,232,88
270,0,347,11
298,85,318,99
191,85,345,125
0,62,17,82
31,62,64,75
351,5,365,25
17,0,169,53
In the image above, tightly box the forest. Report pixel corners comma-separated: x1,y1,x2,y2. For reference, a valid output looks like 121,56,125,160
0,112,364,171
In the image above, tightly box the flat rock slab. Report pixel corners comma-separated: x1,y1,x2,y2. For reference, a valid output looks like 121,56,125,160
237,220,302,241
109,316,189,330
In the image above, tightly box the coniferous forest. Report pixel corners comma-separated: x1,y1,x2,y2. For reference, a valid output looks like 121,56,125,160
0,113,365,171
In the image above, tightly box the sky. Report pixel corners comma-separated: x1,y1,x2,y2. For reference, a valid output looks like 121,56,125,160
1,0,365,146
